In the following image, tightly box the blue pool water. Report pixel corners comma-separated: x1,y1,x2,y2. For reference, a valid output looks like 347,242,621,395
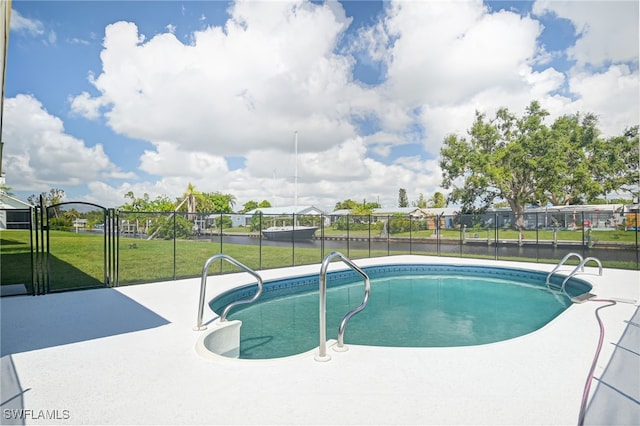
210,264,590,359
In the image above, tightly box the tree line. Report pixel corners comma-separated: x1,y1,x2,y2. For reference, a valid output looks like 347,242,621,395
21,100,637,232
439,101,638,229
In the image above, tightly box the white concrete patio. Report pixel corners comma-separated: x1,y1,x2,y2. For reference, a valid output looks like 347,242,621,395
1,256,638,425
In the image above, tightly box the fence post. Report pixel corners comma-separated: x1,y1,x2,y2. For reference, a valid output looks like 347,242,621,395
493,213,498,260
387,215,390,255
409,215,413,254
321,214,325,261
219,213,223,256
173,212,177,280
535,212,539,262
436,214,440,257
28,207,35,295
104,208,109,286
259,213,262,270
346,214,350,258
291,213,295,266
635,212,640,270
42,196,51,294
368,214,371,258
581,212,586,257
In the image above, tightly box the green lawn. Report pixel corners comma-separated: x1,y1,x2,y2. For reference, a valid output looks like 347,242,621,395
2,228,638,291
0,230,391,290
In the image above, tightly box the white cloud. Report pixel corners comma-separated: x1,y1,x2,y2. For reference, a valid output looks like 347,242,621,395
368,0,637,156
348,18,390,63
568,65,640,136
533,0,639,67
12,0,636,210
381,2,543,106
2,94,125,192
68,37,91,46
46,30,57,45
9,9,56,45
78,135,445,210
71,1,377,158
69,91,107,120
10,9,44,36
139,142,230,178
371,1,556,152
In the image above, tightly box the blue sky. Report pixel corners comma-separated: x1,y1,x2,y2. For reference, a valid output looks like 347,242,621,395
2,0,638,210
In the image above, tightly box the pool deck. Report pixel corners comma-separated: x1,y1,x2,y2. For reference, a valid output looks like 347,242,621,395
1,255,638,425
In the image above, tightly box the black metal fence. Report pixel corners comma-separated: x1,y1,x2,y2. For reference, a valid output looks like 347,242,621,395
114,210,639,285
2,208,638,295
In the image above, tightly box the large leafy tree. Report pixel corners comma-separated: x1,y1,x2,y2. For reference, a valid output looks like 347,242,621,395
440,101,637,229
533,113,631,206
200,192,237,213
599,126,639,201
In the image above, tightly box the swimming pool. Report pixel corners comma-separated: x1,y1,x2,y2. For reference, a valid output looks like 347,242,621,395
208,263,592,359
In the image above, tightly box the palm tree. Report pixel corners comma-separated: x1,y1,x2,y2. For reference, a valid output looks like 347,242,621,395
186,183,197,220
174,183,198,221
225,193,237,211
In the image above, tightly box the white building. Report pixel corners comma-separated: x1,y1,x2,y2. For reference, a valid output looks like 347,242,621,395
0,192,32,230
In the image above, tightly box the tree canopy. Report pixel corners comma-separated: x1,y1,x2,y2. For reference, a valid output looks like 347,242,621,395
27,188,65,207
334,199,358,210
429,191,447,208
120,191,174,212
334,198,380,214
241,199,272,213
440,101,638,229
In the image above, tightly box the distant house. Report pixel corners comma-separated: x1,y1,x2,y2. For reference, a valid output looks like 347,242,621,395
468,204,629,230
73,218,88,232
328,207,459,228
372,207,426,219
0,193,32,230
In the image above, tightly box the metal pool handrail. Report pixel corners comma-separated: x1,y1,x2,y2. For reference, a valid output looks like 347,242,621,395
315,251,371,362
194,254,263,331
561,257,603,297
546,252,584,288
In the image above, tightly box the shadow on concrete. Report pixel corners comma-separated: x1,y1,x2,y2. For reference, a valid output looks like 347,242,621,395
0,288,170,356
0,355,27,425
584,305,640,425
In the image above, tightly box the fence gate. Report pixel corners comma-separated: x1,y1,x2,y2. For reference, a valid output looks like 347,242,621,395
33,199,118,294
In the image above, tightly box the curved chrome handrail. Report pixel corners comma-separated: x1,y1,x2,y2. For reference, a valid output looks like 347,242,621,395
194,254,263,331
546,252,584,288
561,257,603,298
316,251,371,361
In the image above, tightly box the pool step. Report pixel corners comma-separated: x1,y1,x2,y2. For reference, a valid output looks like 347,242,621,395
572,292,597,303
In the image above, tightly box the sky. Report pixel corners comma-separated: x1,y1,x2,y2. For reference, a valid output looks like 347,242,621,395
2,0,639,211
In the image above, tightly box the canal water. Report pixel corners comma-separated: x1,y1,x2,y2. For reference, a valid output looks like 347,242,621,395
204,234,639,265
